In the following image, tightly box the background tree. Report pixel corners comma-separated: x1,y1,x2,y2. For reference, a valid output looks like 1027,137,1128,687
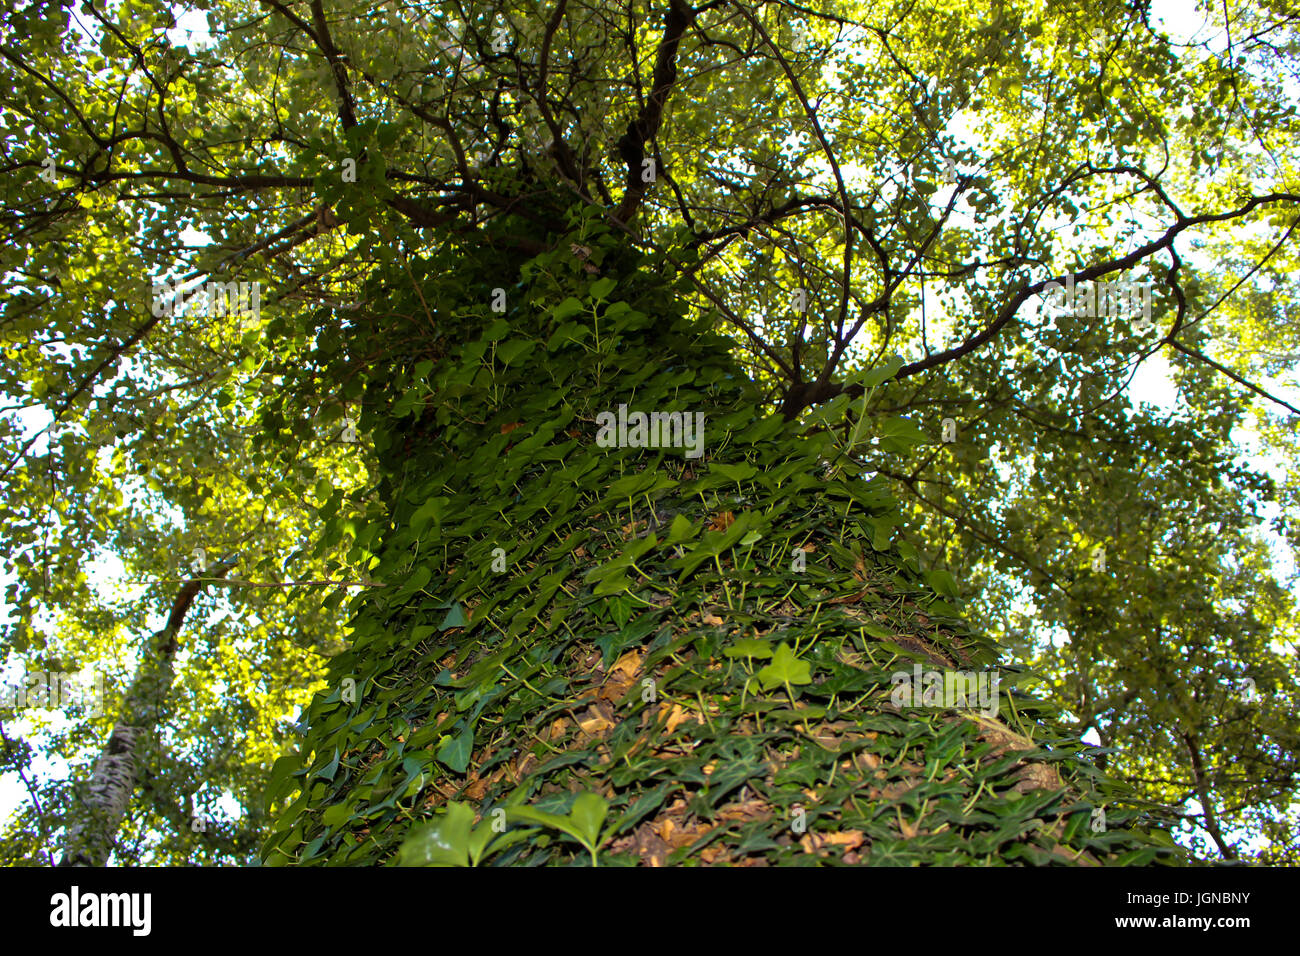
0,0,1295,864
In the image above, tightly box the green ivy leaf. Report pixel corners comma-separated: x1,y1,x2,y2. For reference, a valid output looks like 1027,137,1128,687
396,802,475,866
436,725,474,773
756,643,812,690
724,638,773,659
568,792,609,847
440,603,468,629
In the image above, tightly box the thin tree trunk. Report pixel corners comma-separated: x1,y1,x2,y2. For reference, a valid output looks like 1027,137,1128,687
1182,729,1237,860
59,554,237,866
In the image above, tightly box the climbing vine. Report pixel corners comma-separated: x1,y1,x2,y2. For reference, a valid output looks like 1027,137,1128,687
262,210,1179,866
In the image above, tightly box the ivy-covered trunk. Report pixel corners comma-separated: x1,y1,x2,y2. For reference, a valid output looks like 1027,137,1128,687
262,221,1174,866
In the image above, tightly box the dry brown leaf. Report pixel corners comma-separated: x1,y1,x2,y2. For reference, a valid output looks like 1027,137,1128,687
716,799,769,823
578,708,613,736
973,715,1063,792
578,716,612,735
632,824,670,866
709,511,735,531
609,650,642,683
464,773,489,801
801,829,866,854
598,651,642,703
664,703,696,734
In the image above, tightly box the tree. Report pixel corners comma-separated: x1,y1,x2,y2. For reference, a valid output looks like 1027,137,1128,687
60,552,236,866
1,0,1295,864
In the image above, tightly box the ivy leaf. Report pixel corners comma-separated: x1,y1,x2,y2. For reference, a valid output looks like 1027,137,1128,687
925,569,960,599
410,496,449,536
440,603,468,629
396,802,475,866
394,563,432,601
756,643,812,690
710,462,757,484
436,725,474,773
568,792,609,847
664,512,697,545
724,638,773,659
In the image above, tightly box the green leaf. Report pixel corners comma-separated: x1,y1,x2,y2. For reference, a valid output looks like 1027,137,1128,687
854,355,904,388
756,643,812,690
322,803,353,827
436,725,473,773
724,638,773,659
879,416,928,452
925,569,960,599
396,802,475,866
504,805,583,843
315,748,340,782
589,276,617,300
410,496,449,536
664,512,697,545
568,792,609,847
264,755,301,813
396,563,432,600
483,318,511,341
547,321,591,350
440,603,468,629
552,296,585,321
496,339,535,366
710,461,758,483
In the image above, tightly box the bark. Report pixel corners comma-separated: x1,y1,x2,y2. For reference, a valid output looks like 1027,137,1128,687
58,554,237,867
1182,729,1237,860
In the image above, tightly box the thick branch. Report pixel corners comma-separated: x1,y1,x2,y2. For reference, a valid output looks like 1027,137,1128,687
613,0,694,225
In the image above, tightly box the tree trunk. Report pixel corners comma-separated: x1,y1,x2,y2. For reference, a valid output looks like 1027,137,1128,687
262,230,1174,866
60,555,236,866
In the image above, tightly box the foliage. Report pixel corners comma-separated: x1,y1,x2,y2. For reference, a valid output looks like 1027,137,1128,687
0,0,1296,864
259,222,1177,865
